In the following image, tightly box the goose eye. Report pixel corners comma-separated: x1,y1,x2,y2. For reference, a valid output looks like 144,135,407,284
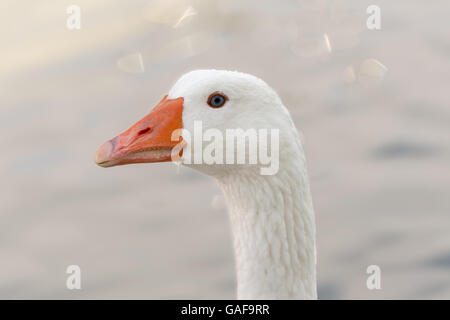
207,92,228,108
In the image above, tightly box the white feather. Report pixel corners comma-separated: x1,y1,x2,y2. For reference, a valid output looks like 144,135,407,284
169,70,317,299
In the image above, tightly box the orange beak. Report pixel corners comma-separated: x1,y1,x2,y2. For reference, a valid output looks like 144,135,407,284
95,95,183,167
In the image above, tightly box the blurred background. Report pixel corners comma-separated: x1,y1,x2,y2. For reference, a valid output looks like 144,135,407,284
1,0,449,299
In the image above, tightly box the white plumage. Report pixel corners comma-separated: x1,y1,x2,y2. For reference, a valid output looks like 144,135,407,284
96,69,317,299
169,70,317,299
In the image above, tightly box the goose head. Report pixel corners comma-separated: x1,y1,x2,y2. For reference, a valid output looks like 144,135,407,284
94,69,316,299
95,69,300,177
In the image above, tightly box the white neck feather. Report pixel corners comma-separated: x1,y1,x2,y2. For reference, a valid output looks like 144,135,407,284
216,151,317,299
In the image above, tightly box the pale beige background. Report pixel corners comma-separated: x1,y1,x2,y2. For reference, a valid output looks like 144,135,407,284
1,0,449,299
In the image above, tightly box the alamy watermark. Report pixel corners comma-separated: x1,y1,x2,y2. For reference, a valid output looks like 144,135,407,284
366,265,381,290
170,121,280,176
66,5,81,30
66,265,81,290
366,5,381,30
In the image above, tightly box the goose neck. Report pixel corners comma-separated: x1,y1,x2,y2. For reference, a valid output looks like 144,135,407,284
216,166,317,299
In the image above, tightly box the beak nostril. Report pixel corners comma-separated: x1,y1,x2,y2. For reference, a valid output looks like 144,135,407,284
138,127,152,135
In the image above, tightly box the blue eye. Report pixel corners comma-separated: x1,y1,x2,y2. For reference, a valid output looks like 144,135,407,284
207,92,228,108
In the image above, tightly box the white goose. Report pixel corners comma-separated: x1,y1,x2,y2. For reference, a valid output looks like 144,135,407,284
95,70,317,299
